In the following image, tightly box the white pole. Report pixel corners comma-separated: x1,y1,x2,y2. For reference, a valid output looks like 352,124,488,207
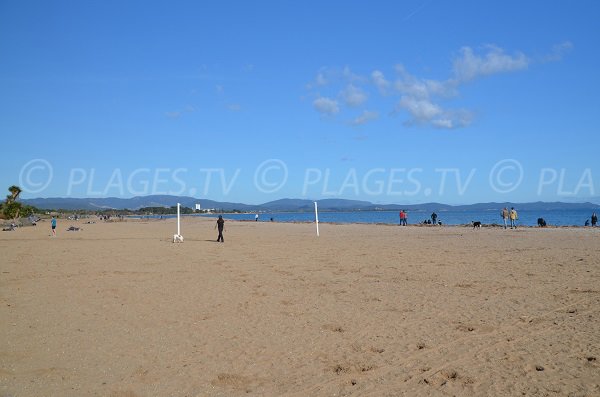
177,203,181,236
173,203,184,242
314,201,319,237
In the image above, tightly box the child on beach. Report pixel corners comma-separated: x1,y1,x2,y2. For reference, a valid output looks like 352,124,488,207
51,216,57,236
215,215,225,242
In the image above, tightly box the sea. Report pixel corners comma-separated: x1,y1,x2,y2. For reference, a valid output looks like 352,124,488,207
134,209,598,227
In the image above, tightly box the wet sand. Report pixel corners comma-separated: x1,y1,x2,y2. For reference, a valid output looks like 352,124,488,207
1,218,599,396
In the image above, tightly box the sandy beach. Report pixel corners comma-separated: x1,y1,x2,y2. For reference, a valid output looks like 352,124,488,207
1,218,599,396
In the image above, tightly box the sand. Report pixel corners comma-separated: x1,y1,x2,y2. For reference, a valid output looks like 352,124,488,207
1,217,599,396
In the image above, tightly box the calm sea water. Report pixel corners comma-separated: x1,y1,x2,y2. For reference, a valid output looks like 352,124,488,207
136,208,598,227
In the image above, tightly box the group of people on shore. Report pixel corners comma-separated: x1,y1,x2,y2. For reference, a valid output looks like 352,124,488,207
399,211,441,226
585,212,597,227
398,208,597,228
501,207,519,229
399,210,408,226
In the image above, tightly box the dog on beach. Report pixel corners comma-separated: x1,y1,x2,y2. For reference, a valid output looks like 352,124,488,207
472,221,482,229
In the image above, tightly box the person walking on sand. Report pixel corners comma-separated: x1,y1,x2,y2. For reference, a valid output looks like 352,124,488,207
51,216,57,237
509,207,518,229
501,207,509,229
215,215,225,242
592,212,598,227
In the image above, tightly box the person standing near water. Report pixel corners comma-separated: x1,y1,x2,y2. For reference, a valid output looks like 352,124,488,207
402,210,408,226
431,212,437,225
255,213,259,222
592,212,598,227
215,215,225,242
510,207,518,229
399,210,405,226
51,216,57,237
501,207,509,229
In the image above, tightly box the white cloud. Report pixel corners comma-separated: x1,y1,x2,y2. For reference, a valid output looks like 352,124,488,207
372,70,390,94
397,96,473,129
543,40,573,62
341,84,367,107
398,96,442,121
307,43,566,129
227,103,241,111
423,79,458,98
395,78,430,99
313,97,339,115
390,45,528,128
453,45,529,82
394,64,457,99
306,68,331,89
315,71,328,86
342,66,366,83
165,105,196,119
308,66,367,90
431,118,453,129
165,111,182,119
351,110,379,126
430,110,473,129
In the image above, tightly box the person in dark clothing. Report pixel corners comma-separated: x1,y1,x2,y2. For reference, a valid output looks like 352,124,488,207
215,215,225,242
592,212,598,227
431,212,437,225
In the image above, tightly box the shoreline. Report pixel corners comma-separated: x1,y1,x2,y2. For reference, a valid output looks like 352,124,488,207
5,215,599,230
5,216,600,229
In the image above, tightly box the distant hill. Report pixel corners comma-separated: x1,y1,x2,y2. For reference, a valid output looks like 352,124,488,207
22,195,255,211
21,195,600,212
261,198,373,211
449,201,600,211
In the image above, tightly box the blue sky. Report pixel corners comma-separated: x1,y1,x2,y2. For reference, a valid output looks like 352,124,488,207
1,0,599,204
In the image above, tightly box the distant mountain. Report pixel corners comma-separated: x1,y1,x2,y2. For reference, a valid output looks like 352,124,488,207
259,199,314,211
370,202,455,212
23,195,255,211
21,195,600,212
449,201,600,211
261,198,373,211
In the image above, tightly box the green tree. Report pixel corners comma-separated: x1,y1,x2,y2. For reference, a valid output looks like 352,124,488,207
3,185,23,221
8,185,22,201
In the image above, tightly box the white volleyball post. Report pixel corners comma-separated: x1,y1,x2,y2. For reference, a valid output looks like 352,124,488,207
173,203,184,243
314,201,319,237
